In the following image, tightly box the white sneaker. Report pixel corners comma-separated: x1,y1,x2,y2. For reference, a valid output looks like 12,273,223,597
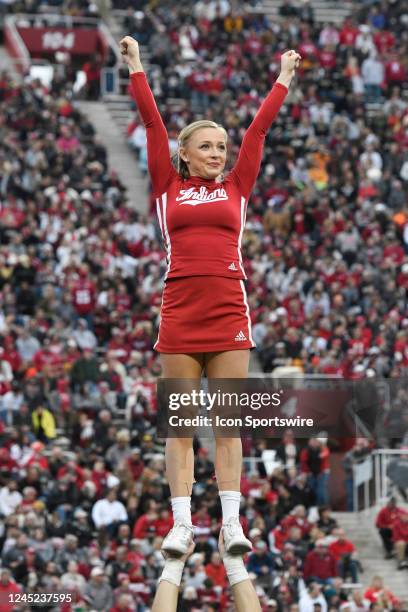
161,522,194,557
222,517,252,555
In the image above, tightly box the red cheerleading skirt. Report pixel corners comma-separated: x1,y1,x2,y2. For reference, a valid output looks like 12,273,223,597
154,276,255,353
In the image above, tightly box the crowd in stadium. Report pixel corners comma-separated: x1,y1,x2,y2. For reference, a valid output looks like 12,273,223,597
0,0,408,609
5,0,101,19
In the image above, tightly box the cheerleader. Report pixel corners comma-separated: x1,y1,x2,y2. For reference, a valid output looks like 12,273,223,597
120,35,301,557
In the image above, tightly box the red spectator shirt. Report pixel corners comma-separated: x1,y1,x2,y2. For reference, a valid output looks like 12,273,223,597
374,31,395,54
281,515,312,538
133,513,156,539
299,40,319,61
0,205,25,229
328,538,355,561
364,587,399,606
0,579,22,612
375,506,402,529
33,349,62,375
392,516,408,542
270,525,288,551
303,549,338,580
383,243,405,265
91,468,108,496
244,34,263,55
394,339,408,365
57,464,85,488
115,292,131,312
71,279,96,315
319,50,337,70
153,515,174,537
205,562,227,588
339,23,358,46
0,449,17,472
385,59,406,84
348,338,369,357
130,72,288,280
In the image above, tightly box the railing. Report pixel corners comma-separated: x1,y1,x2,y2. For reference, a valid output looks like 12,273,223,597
4,14,31,71
352,454,373,513
9,13,101,28
373,449,408,508
352,449,408,513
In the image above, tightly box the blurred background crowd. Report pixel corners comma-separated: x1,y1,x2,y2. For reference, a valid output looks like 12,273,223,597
0,0,408,610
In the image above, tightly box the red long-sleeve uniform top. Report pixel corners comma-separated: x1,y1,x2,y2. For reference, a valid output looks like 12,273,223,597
130,72,288,280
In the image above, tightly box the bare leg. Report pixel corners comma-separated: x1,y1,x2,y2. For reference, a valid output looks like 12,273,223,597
205,350,249,491
160,353,204,498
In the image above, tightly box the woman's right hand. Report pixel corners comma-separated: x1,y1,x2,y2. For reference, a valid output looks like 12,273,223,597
120,36,143,73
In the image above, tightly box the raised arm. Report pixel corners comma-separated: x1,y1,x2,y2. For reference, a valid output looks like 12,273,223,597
120,36,177,196
151,542,195,612
229,50,301,199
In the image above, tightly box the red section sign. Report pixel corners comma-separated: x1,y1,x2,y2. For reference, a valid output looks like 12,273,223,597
17,27,99,54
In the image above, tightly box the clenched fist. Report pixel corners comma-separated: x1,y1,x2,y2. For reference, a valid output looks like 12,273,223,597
120,36,143,73
280,50,302,77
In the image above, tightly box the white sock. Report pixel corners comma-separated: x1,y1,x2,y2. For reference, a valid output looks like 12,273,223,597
219,490,241,524
171,496,192,525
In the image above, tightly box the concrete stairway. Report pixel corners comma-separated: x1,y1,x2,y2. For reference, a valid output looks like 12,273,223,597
333,509,408,604
96,9,150,209
0,45,20,74
263,0,353,24
78,101,148,213
103,94,135,134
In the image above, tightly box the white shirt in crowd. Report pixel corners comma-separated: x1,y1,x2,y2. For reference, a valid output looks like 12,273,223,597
1,391,24,421
355,32,376,56
0,311,7,335
194,0,230,21
91,497,128,528
348,599,370,612
0,486,23,517
318,25,339,47
60,570,87,595
72,329,97,351
299,591,328,612
360,150,383,171
361,56,384,85
129,124,146,151
16,334,41,362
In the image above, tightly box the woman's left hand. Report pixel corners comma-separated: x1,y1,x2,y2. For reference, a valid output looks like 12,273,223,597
280,50,302,77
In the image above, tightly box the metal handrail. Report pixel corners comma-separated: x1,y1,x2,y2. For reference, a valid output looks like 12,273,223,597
9,13,101,27
352,449,408,513
98,20,122,65
4,15,31,71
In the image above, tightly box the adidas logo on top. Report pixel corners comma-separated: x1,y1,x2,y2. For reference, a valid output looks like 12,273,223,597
235,330,247,342
228,262,238,271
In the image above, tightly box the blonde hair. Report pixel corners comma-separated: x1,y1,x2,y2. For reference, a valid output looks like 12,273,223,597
176,120,228,180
